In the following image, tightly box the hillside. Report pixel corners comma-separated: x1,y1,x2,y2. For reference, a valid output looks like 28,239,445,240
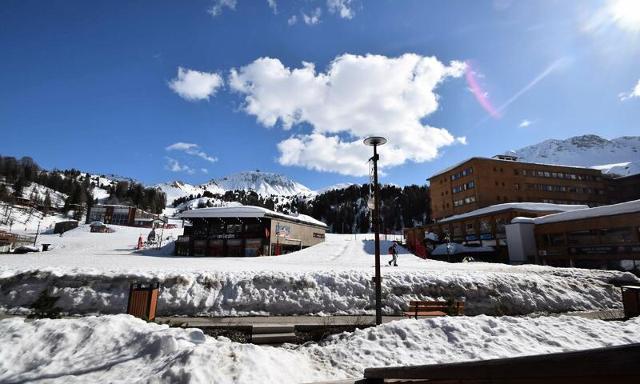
507,134,640,176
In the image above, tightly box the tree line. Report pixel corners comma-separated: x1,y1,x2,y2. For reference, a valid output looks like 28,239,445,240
172,184,430,233
0,155,166,217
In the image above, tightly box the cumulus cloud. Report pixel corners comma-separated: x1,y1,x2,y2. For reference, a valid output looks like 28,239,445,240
166,142,218,163
327,0,355,19
302,8,322,25
229,53,466,176
165,157,195,174
169,67,223,101
208,0,237,17
619,79,640,101
287,15,298,25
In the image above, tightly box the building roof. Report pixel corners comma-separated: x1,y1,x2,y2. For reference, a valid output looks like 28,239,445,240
177,205,327,228
435,202,588,224
513,199,640,225
428,156,605,181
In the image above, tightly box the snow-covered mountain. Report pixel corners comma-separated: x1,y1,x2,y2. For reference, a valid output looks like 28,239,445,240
507,134,640,176
156,171,315,207
207,171,314,196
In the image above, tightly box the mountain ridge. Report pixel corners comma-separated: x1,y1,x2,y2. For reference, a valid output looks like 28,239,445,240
506,134,640,177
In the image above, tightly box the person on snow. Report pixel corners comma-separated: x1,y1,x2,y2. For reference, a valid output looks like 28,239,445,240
388,241,399,266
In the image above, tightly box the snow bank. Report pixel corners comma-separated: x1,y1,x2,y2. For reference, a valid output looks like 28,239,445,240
0,228,637,316
1,314,639,383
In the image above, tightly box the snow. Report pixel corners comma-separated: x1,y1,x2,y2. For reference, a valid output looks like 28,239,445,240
0,225,637,317
211,171,315,196
178,205,328,227
435,202,588,224
514,199,640,225
0,202,71,232
1,314,639,383
156,172,316,209
510,134,640,177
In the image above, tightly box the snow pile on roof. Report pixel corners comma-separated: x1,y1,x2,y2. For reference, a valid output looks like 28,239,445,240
1,314,639,383
437,202,587,223
522,199,640,225
0,226,636,317
178,205,327,227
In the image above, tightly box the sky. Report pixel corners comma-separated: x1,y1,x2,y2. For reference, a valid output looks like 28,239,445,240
1,0,639,190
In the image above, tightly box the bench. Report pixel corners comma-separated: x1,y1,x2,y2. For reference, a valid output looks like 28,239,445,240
403,300,464,319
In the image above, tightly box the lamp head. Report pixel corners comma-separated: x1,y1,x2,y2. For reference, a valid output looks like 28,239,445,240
363,136,387,146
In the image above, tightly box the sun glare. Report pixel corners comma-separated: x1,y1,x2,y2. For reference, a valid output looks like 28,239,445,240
609,0,640,32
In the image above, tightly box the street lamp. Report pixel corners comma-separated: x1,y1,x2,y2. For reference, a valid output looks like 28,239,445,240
364,136,386,326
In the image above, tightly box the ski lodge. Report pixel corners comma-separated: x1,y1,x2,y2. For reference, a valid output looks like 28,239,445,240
175,206,327,257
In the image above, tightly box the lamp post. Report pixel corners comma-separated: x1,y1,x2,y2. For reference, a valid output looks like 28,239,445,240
364,136,387,326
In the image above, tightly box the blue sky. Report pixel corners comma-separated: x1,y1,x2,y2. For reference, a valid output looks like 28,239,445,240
1,0,639,190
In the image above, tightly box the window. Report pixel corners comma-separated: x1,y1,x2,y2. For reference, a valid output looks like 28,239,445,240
514,169,519,175
600,228,633,243
567,230,599,246
514,183,520,191
522,169,527,176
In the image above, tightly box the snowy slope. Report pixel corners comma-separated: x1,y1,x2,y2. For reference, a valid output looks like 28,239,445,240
0,226,636,317
507,134,640,176
1,314,639,384
207,171,315,196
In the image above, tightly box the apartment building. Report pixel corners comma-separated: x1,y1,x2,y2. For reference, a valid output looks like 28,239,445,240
428,156,610,220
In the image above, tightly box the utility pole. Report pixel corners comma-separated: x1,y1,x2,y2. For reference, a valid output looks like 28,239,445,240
364,136,387,326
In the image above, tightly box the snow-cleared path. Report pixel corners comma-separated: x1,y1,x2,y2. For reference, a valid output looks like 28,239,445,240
0,225,637,316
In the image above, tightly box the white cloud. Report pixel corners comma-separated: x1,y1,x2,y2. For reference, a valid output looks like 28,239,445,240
166,142,218,163
169,67,223,101
201,168,209,174
266,0,277,14
302,8,322,25
519,119,532,128
327,0,355,19
208,0,237,17
229,53,466,176
619,79,640,101
287,15,297,25
165,157,195,174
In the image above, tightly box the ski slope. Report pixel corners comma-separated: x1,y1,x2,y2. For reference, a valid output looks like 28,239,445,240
0,224,637,316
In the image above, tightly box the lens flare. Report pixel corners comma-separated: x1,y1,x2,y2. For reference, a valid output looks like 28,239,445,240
465,61,501,119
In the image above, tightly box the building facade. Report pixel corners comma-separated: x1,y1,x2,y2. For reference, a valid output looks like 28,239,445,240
508,200,640,271
175,206,327,257
87,205,161,227
428,156,610,221
404,202,586,261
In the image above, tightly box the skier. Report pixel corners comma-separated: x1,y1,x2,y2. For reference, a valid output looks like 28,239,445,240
388,241,399,266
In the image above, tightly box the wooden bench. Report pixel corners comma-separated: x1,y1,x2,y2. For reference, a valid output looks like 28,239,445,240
403,300,464,319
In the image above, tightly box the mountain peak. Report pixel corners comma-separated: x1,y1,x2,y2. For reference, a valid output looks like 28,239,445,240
508,134,640,177
208,171,314,196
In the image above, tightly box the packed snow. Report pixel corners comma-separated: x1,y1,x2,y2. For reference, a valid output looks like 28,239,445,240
1,314,639,383
0,224,636,317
